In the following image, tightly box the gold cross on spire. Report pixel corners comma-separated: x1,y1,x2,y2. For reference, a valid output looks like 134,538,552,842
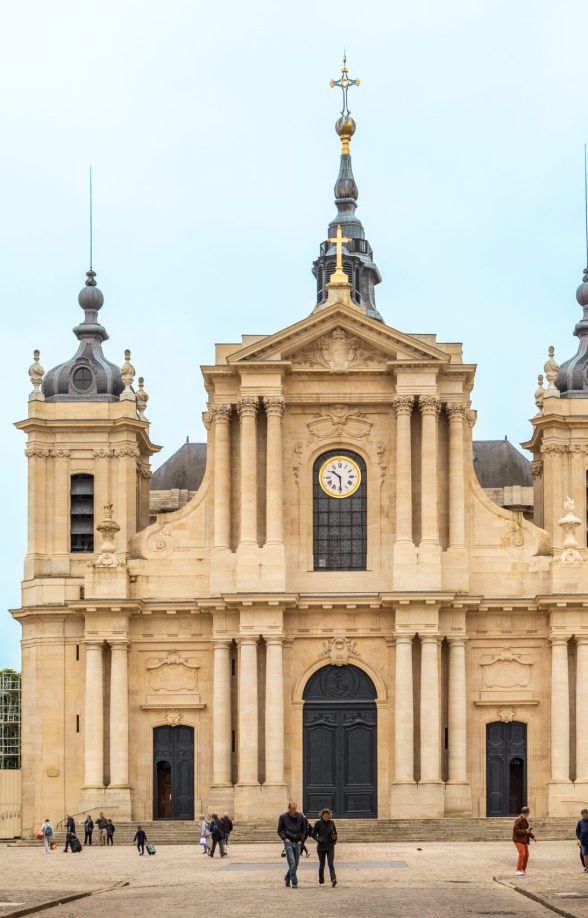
329,53,360,116
327,224,351,283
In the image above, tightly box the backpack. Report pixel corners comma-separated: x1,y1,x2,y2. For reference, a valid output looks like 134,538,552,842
43,824,52,837
210,821,221,840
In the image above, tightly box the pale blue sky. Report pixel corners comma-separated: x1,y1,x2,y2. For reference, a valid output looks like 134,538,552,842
2,0,588,668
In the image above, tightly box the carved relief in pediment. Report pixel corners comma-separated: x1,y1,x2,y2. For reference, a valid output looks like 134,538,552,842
307,405,372,440
291,327,388,373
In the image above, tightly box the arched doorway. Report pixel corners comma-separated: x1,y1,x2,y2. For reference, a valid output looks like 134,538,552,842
153,725,194,820
486,721,527,816
303,664,377,818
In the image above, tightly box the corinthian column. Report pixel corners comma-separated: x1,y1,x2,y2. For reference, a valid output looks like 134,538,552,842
212,404,232,549
394,634,415,782
238,397,258,545
392,396,414,544
212,640,232,786
238,637,259,784
577,637,588,782
84,640,104,787
446,403,467,548
263,397,285,545
447,637,467,784
265,637,285,784
550,636,570,782
420,635,441,783
419,397,441,546
109,640,129,787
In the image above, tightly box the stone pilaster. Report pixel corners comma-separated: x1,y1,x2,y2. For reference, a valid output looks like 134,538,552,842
392,396,417,580
238,397,258,546
548,634,572,813
212,404,232,550
212,640,233,787
264,636,285,785
109,641,129,788
235,636,261,821
83,641,104,789
577,637,588,786
446,403,467,549
445,637,472,814
419,397,441,549
263,397,285,545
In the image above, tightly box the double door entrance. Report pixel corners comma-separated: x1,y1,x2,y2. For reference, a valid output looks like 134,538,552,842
486,721,527,816
153,725,194,820
303,664,377,818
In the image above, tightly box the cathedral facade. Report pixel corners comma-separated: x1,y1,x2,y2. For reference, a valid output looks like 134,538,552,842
12,70,588,833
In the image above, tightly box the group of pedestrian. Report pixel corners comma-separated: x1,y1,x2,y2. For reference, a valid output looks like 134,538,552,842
512,805,588,877
199,812,233,857
81,812,115,846
38,811,118,853
277,801,337,889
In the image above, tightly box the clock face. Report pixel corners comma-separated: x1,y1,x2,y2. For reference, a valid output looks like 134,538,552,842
319,455,361,498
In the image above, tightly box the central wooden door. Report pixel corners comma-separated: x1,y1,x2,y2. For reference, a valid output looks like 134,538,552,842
303,664,377,818
153,725,194,820
486,721,527,816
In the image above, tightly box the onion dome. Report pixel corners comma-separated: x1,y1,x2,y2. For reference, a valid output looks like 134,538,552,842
556,268,588,398
42,270,124,402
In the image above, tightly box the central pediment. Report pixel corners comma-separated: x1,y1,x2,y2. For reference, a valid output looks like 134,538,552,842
226,303,450,371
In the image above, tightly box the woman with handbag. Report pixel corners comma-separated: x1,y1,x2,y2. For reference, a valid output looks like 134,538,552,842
311,809,337,887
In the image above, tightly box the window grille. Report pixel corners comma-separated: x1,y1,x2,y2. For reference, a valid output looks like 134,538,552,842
0,671,21,769
70,474,94,552
313,449,367,570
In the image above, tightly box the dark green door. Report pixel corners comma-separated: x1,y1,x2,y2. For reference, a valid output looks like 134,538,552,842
486,721,527,816
153,725,194,820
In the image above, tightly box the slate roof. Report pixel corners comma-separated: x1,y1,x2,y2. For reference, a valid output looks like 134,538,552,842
150,441,207,491
472,439,531,489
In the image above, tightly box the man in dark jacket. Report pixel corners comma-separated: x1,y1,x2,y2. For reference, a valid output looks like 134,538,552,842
312,808,337,887
576,808,588,871
63,816,76,852
208,813,227,858
277,801,306,888
134,825,148,855
96,812,108,846
221,813,233,849
83,815,94,846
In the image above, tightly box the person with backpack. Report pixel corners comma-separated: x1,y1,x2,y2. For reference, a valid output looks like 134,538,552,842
83,815,94,845
106,819,116,846
221,813,233,849
134,826,147,855
312,808,338,887
208,813,227,858
39,818,54,854
96,812,108,845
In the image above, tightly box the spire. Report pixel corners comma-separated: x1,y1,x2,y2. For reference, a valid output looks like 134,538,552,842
312,55,383,322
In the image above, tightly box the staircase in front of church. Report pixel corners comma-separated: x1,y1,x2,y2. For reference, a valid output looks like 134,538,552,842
18,817,576,845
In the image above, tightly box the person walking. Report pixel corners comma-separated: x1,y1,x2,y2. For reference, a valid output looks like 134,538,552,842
106,819,116,846
66,815,76,836
576,808,588,871
198,814,211,854
208,814,227,858
300,812,312,858
134,826,147,855
312,808,337,887
221,813,233,849
277,801,306,889
96,812,107,846
83,815,94,846
513,805,535,875
39,818,54,854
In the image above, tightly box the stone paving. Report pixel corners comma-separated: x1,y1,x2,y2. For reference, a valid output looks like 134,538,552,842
2,841,588,917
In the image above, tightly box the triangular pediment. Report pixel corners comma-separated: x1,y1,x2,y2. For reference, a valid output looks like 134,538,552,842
226,303,450,369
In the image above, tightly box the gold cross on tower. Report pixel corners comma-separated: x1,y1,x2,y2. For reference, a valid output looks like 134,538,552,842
329,54,360,116
328,224,351,283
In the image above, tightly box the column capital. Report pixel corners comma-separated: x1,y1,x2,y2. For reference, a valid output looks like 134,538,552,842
237,635,259,646
212,637,233,649
84,639,104,650
394,632,415,644
550,633,571,645
210,403,232,423
263,396,285,418
109,639,129,650
576,635,588,645
420,633,441,644
418,395,441,417
446,635,468,646
264,633,285,645
392,394,414,417
237,396,259,418
446,402,468,422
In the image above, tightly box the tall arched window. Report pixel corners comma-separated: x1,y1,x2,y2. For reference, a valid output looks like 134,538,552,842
313,449,367,570
70,474,94,552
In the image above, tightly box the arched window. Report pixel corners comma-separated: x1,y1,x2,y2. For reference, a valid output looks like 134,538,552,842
70,474,94,552
313,449,367,570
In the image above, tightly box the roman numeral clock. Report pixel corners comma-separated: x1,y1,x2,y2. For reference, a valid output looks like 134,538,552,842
318,454,362,498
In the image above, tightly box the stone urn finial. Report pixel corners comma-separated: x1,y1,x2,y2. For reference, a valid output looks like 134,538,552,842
91,502,122,568
555,496,583,563
136,376,149,420
120,348,136,401
28,349,45,401
534,373,545,416
544,346,560,398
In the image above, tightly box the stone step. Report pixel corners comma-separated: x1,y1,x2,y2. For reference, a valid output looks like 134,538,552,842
13,817,577,845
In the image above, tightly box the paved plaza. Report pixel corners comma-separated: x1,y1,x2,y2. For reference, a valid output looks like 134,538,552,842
2,841,588,917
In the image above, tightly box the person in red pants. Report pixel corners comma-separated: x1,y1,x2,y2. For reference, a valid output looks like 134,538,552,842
512,806,536,875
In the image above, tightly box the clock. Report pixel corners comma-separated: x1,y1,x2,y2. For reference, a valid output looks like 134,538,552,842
319,455,361,498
